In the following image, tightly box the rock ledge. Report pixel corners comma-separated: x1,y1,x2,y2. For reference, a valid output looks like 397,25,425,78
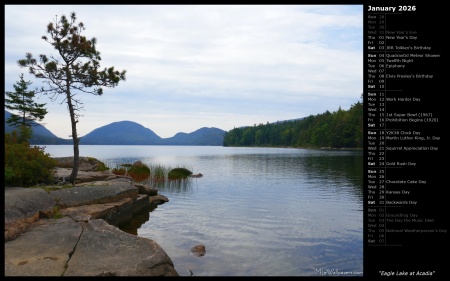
5,170,178,276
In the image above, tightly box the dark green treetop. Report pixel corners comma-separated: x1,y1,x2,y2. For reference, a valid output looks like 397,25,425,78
5,73,47,129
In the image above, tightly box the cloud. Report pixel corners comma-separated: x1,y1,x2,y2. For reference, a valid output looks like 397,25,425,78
5,4,363,139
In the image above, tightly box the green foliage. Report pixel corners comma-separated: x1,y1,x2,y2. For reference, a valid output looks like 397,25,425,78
168,167,193,180
52,206,63,219
87,157,109,171
4,73,47,131
105,162,193,188
223,97,363,149
96,163,109,172
5,131,57,187
111,167,127,176
14,125,33,144
127,164,151,182
5,73,47,143
4,166,16,182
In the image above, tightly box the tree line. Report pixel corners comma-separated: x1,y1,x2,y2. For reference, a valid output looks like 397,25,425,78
223,96,363,149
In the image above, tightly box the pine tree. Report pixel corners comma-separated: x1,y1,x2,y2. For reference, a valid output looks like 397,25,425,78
5,73,47,142
18,12,126,185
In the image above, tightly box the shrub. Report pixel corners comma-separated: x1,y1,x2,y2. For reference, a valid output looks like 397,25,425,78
127,164,150,182
5,132,57,187
106,161,193,187
87,157,109,171
112,167,127,176
168,167,193,180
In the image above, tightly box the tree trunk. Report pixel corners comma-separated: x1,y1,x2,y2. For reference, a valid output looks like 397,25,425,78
67,94,79,186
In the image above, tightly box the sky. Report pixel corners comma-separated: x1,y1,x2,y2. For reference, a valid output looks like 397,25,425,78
4,4,363,139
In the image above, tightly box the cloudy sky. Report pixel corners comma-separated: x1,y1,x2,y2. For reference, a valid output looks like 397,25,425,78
5,5,363,139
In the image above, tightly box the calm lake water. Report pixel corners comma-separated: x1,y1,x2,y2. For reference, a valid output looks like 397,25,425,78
41,145,363,277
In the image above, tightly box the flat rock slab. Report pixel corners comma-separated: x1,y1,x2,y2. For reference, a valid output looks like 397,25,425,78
54,168,117,184
4,178,178,276
50,180,138,208
5,180,138,241
5,217,83,276
60,197,135,223
5,218,178,276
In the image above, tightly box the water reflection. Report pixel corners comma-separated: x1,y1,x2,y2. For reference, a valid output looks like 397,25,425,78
303,157,362,189
300,153,363,190
145,178,194,193
166,179,194,192
119,205,156,235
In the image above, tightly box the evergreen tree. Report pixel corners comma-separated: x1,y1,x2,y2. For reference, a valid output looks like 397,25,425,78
5,73,47,142
18,12,126,185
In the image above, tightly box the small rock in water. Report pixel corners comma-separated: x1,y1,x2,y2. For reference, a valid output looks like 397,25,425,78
191,244,206,257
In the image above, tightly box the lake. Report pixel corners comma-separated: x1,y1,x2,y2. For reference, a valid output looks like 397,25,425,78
41,145,364,277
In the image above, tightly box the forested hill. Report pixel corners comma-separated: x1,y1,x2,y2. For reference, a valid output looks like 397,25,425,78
223,99,363,149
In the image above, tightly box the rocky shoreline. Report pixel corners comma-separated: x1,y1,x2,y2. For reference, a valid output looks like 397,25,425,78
4,157,179,276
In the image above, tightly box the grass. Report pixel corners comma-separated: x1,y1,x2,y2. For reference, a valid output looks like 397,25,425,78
147,164,168,186
105,161,193,188
87,157,110,171
52,206,63,219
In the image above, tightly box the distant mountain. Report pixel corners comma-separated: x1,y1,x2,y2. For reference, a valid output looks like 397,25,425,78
4,110,72,144
79,121,226,145
6,110,298,146
164,127,226,146
80,121,164,145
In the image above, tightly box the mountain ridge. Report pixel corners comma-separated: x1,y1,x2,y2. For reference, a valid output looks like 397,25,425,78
4,110,226,145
